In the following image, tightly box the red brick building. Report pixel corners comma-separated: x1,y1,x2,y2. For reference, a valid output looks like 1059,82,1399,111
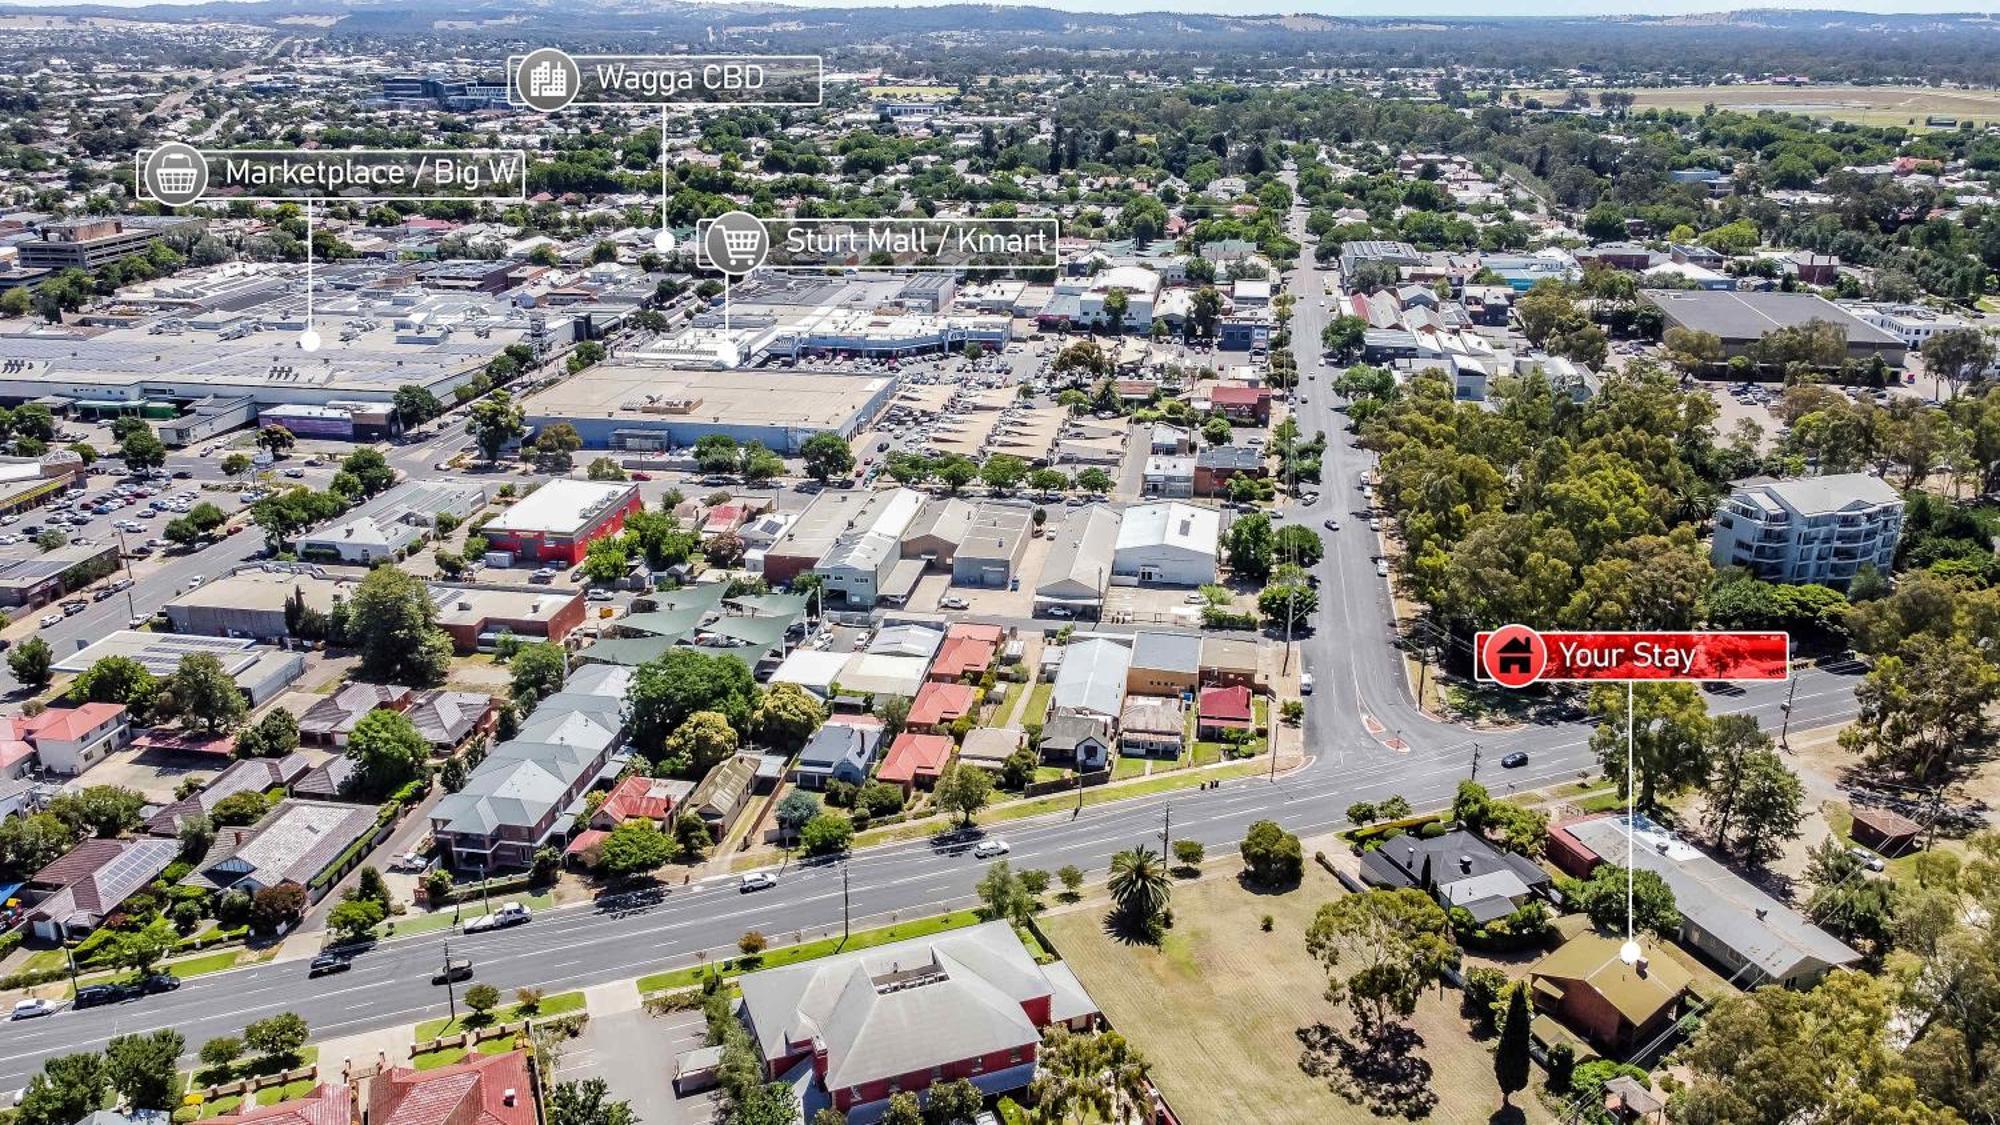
482,479,641,567
1208,384,1271,425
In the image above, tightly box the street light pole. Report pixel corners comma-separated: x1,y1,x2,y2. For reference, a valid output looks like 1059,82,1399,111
111,526,136,620
1470,742,1481,783
442,940,458,1026
840,859,851,945
1778,676,1798,750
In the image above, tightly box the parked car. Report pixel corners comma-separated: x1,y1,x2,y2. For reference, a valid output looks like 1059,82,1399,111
586,589,614,602
971,838,1011,859
465,901,532,933
1323,519,1339,531
1375,559,1389,577
309,953,353,978
739,872,778,893
37,612,62,629
10,998,56,1020
1848,845,1887,873
1300,672,1315,695
1045,606,1074,619
1500,751,1529,769
387,851,432,873
71,984,135,1009
136,973,180,994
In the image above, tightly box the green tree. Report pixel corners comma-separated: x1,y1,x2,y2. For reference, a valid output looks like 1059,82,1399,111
1922,326,1996,398
120,428,166,471
1058,864,1086,901
660,710,740,779
66,655,158,718
976,859,1033,924
327,898,385,943
934,455,979,495
774,790,820,842
1494,985,1530,1106
548,1079,637,1125
799,432,855,483
220,452,253,477
0,812,81,879
800,812,854,856
1028,1028,1152,1125
1304,888,1457,1028
47,785,145,838
751,682,825,751
511,642,567,702
9,635,53,688
466,390,526,461
1239,819,1304,885
598,818,675,877
1704,715,1804,865
1588,682,1710,811
1559,864,1680,935
880,1093,924,1125
256,424,296,458
464,983,500,1017
345,709,429,796
243,1012,309,1064
16,1053,107,1125
198,1036,244,1075
627,648,756,754
1224,512,1276,583
108,916,179,976
232,709,301,759
394,385,444,427
341,448,398,497
980,454,1029,494
933,762,992,827
210,789,271,827
923,1077,984,1125
1108,845,1171,934
347,565,453,687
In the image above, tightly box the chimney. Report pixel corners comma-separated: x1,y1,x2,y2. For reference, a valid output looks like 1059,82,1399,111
503,1089,517,1107
1635,956,1649,977
1755,907,1768,921
1458,855,1472,874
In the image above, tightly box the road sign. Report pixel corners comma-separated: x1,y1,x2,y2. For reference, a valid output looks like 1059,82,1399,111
1474,627,1789,687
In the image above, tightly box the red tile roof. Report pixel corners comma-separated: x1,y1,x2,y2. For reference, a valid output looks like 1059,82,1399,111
564,829,610,857
19,703,125,744
1210,384,1269,405
369,1049,536,1125
206,1084,352,1125
592,774,687,826
907,682,977,728
945,623,1005,645
1198,684,1253,724
877,733,954,787
930,636,997,681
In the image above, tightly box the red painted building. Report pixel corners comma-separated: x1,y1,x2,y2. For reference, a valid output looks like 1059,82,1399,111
736,921,1097,1117
481,479,641,567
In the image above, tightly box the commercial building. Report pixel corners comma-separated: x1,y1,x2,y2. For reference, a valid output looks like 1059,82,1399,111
1337,240,1422,279
1128,631,1202,698
1112,501,1220,586
56,630,304,706
735,920,1097,1119
949,504,1033,589
295,480,487,566
1051,637,1131,723
16,217,201,272
482,479,641,567
1552,814,1860,986
0,541,118,610
519,361,895,454
432,585,587,653
1641,289,1906,364
1035,505,1119,616
815,488,928,607
1710,473,1903,586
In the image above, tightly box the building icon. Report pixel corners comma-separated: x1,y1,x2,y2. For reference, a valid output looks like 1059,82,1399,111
527,60,569,100
1494,636,1535,677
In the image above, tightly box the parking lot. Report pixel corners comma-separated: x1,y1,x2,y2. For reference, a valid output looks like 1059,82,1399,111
561,1008,716,1125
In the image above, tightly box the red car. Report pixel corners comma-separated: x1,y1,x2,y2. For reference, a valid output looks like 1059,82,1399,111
631,471,652,480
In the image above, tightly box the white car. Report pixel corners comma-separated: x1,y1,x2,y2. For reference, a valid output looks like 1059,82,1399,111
1300,672,1315,695
1375,559,1390,577
184,575,204,590
37,613,62,629
1848,845,1887,873
739,872,779,893
971,838,1011,859
10,998,56,1020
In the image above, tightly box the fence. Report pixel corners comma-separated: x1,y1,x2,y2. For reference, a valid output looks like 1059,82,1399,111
1021,768,1112,800
196,1064,317,1105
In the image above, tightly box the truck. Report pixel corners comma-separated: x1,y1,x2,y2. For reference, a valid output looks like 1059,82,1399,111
464,901,532,933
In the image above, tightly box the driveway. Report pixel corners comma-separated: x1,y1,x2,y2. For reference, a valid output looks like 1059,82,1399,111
561,1008,716,1125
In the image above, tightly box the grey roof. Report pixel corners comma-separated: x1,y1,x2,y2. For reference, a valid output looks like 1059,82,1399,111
406,690,493,746
1131,630,1202,675
185,799,375,891
1736,472,1902,517
565,661,634,698
1051,638,1131,720
144,753,312,835
1039,714,1110,752
1562,814,1860,983
737,920,1093,1091
1037,505,1119,601
1358,829,1551,898
1641,289,1904,347
868,623,944,660
795,721,882,776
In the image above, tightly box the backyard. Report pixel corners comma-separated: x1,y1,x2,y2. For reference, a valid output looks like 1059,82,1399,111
1041,854,1553,1125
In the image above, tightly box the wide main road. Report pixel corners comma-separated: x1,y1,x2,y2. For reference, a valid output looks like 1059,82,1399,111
0,202,1866,1088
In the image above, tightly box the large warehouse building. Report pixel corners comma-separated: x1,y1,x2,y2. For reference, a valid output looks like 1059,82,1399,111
519,360,894,454
1641,289,1907,365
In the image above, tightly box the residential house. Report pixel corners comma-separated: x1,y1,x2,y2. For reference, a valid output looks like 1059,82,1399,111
0,715,33,779
930,625,1002,683
1359,829,1552,924
793,720,884,790
688,753,759,835
1118,698,1184,759
404,690,499,750
357,1050,542,1125
735,920,1097,1119
1200,637,1260,690
958,726,1026,772
185,798,378,902
299,684,412,748
1038,715,1111,771
1051,638,1131,724
1529,933,1692,1058
908,682,977,732
145,754,313,836
1195,685,1255,740
1849,805,1922,856
1208,384,1272,425
588,774,692,831
19,703,130,777
1550,814,1861,986
23,837,178,941
877,732,954,795
1128,631,1201,698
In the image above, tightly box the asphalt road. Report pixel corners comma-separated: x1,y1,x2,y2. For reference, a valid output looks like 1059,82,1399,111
0,215,1868,1087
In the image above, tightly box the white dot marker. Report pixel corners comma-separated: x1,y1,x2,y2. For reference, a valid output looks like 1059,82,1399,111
654,230,677,254
1619,939,1642,965
297,328,322,353
712,337,738,369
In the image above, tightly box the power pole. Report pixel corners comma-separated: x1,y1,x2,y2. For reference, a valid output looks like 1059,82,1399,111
442,940,458,1026
1159,803,1171,857
1469,742,1481,783
1778,676,1798,750
841,860,851,944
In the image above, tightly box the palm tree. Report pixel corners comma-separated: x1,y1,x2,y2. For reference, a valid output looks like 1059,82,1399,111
1107,846,1170,929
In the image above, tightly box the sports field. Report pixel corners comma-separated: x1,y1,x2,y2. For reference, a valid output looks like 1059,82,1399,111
1530,84,2000,128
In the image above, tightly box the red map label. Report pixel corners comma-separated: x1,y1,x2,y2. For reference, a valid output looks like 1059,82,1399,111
1474,628,1790,686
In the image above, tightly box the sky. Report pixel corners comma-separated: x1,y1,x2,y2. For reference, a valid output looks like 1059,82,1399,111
11,0,2000,13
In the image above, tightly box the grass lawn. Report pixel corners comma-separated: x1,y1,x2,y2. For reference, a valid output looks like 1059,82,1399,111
1190,742,1222,766
1034,766,1072,785
637,910,984,995
409,1037,520,1071
1041,862,1553,1125
855,762,1270,847
197,1096,243,1118
1575,789,1627,814
68,949,246,997
1112,756,1151,780
1524,83,2000,129
414,989,584,1040
1022,682,1053,727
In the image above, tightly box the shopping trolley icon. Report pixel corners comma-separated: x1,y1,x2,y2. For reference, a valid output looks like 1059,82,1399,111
704,211,769,275
142,143,208,206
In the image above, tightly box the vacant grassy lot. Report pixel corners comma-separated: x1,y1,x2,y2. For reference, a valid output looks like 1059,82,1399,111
1042,860,1552,1125
1531,84,2000,128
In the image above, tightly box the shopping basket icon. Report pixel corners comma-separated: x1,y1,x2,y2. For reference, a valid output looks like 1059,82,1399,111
155,153,199,195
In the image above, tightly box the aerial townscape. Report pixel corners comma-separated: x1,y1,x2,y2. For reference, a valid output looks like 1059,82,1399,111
8,2,2000,1124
